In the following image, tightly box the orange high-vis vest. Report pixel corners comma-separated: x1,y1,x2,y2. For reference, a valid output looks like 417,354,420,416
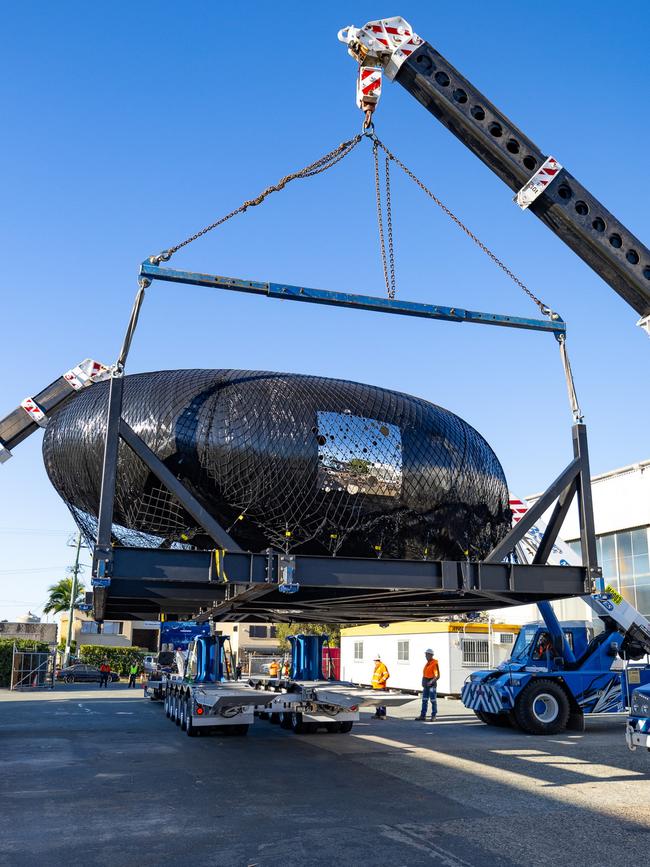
269,661,280,677
423,659,439,680
372,661,389,690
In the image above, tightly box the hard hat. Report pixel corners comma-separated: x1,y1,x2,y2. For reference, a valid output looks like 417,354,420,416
374,654,381,660
425,648,434,654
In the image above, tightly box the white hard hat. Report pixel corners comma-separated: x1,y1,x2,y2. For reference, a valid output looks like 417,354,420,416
425,648,434,654
374,654,381,660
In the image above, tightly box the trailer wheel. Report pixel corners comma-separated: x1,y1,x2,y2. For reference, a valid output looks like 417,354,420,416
514,679,570,735
338,721,353,733
279,712,293,730
290,712,315,734
179,693,187,731
165,691,172,718
185,698,198,737
474,710,512,727
269,713,281,725
174,693,182,726
326,722,341,733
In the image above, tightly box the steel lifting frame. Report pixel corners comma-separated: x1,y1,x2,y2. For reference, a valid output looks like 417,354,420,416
91,261,598,623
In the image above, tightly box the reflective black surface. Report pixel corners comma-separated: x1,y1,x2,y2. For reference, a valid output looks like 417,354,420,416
42,369,511,559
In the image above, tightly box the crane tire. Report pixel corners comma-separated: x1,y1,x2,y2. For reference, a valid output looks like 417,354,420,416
514,679,570,735
474,710,512,727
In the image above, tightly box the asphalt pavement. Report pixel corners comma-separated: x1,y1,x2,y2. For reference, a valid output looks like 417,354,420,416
0,684,649,867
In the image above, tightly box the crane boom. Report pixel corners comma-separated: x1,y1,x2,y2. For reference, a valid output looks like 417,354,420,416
339,18,650,331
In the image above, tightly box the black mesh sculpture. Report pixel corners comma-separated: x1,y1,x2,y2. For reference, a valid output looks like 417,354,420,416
42,369,511,560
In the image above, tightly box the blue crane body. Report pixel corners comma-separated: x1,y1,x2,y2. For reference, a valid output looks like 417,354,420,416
462,596,650,734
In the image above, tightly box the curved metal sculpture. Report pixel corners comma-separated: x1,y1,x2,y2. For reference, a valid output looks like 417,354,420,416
42,369,510,559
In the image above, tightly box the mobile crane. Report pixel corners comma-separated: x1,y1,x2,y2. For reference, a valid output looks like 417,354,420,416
338,17,650,736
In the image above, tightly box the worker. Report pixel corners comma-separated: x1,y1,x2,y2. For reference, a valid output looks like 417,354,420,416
268,659,280,678
371,654,389,719
416,648,439,721
235,661,243,680
99,659,111,689
282,659,290,678
535,632,553,659
128,661,139,688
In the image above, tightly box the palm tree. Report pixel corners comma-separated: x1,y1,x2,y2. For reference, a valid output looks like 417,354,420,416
43,576,85,615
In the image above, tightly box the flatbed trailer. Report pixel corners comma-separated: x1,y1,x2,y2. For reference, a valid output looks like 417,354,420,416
252,677,411,734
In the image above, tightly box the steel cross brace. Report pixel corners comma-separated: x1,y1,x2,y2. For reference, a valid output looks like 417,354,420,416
139,262,566,336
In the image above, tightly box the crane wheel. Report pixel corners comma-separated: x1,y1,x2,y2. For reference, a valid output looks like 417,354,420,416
474,710,512,727
514,679,570,735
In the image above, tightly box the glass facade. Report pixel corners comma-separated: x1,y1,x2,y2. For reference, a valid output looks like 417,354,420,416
572,527,650,616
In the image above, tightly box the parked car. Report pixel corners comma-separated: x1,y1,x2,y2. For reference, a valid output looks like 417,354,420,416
56,664,119,684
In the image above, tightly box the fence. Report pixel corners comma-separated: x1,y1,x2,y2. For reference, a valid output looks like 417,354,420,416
11,645,56,690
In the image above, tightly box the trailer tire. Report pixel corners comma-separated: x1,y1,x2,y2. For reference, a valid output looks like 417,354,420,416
174,693,182,726
326,722,341,733
179,693,187,730
290,712,315,734
474,710,512,727
279,712,293,730
269,713,281,725
185,698,198,737
338,721,353,733
165,692,172,718
514,679,570,735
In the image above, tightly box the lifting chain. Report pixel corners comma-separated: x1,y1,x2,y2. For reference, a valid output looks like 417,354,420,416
369,133,557,321
151,134,364,264
373,139,396,300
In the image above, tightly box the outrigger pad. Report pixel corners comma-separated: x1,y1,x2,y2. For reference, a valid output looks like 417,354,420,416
42,369,510,560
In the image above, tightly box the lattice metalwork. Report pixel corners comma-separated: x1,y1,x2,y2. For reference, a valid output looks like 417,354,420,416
42,369,511,559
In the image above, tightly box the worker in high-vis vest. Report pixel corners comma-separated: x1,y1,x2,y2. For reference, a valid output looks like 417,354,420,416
371,655,390,719
268,659,280,678
416,648,439,721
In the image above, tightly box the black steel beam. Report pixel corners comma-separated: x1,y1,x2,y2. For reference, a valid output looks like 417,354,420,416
119,420,242,552
100,545,588,623
485,456,581,563
397,43,650,317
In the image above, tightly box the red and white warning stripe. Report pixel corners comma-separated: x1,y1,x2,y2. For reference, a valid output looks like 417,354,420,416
63,358,111,391
356,66,382,108
515,156,563,209
509,495,529,526
20,396,48,427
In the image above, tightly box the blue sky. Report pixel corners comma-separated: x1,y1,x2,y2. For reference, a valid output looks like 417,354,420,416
1,2,648,620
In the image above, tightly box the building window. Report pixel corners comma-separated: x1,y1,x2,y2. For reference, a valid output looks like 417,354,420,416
353,640,363,661
269,626,277,639
591,527,650,616
462,637,489,668
498,633,514,645
249,625,268,639
80,621,99,634
397,640,409,661
102,622,123,635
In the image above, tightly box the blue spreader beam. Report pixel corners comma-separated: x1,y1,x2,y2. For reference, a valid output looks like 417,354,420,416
139,262,565,336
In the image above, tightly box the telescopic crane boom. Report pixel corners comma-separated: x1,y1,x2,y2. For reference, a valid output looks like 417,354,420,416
339,18,650,334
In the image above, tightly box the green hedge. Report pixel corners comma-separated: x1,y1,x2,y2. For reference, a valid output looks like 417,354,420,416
0,638,50,688
78,645,148,677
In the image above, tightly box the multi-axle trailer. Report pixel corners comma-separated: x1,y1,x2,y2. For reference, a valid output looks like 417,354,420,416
149,633,410,736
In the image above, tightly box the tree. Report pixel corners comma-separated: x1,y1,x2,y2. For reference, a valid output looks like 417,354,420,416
43,576,85,615
275,622,341,648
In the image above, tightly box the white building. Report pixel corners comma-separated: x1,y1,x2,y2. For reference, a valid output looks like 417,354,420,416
340,621,520,695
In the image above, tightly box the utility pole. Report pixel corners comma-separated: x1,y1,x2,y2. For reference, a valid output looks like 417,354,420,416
64,532,82,666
